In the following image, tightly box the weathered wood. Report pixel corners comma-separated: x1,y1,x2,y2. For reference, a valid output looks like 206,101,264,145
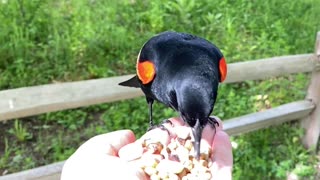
0,75,143,121
225,54,314,83
0,161,64,180
224,100,315,136
301,32,320,149
0,54,314,121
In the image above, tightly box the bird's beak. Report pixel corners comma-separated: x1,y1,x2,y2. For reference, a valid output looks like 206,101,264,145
191,119,203,160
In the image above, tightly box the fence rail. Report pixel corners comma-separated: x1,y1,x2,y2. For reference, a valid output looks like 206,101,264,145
0,54,314,122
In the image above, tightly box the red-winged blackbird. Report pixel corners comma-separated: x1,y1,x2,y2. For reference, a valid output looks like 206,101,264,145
119,31,227,159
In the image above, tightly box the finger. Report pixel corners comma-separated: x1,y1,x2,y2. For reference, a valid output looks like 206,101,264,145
211,131,232,165
210,131,233,179
79,130,136,155
105,156,148,180
201,124,216,146
119,142,144,161
62,154,148,180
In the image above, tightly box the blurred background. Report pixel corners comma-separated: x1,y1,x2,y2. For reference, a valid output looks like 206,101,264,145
0,0,319,179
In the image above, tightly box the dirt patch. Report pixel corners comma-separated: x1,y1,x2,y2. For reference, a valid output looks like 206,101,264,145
0,112,105,176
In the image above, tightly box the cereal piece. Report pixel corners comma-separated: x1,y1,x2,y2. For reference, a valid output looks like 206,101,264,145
184,139,193,151
200,142,211,159
200,172,212,180
156,159,185,174
140,154,161,168
167,140,178,151
182,159,193,172
177,168,187,179
200,153,209,160
160,148,170,159
204,172,212,179
190,167,199,175
176,137,187,146
192,159,209,169
175,126,190,140
146,142,163,154
158,171,169,179
190,165,209,174
189,146,195,156
168,173,180,180
182,176,188,180
184,173,196,180
175,145,189,162
141,128,170,145
207,159,213,167
150,174,161,180
144,166,157,176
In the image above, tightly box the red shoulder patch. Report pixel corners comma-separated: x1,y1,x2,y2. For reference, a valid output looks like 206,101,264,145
136,60,156,84
219,57,227,82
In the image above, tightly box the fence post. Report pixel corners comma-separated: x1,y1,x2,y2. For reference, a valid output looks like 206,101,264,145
301,32,320,149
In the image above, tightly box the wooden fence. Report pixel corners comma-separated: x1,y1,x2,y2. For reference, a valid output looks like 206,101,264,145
0,32,319,180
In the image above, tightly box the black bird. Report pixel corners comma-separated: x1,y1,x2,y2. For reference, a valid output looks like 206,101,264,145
119,31,227,159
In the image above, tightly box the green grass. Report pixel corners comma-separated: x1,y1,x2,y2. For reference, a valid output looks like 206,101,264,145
8,120,32,142
0,0,320,179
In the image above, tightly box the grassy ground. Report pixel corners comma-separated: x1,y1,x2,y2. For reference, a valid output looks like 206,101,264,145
0,0,320,179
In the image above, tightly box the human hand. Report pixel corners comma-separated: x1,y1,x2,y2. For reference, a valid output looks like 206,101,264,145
61,130,148,180
61,117,232,180
121,117,232,179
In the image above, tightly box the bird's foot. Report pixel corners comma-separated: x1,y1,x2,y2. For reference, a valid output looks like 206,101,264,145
147,119,173,135
208,116,219,128
161,119,174,127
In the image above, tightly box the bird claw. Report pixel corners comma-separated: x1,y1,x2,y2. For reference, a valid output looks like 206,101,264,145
208,117,219,128
161,119,174,127
147,122,171,136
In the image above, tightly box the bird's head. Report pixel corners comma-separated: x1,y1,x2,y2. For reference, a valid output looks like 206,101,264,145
175,80,216,159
